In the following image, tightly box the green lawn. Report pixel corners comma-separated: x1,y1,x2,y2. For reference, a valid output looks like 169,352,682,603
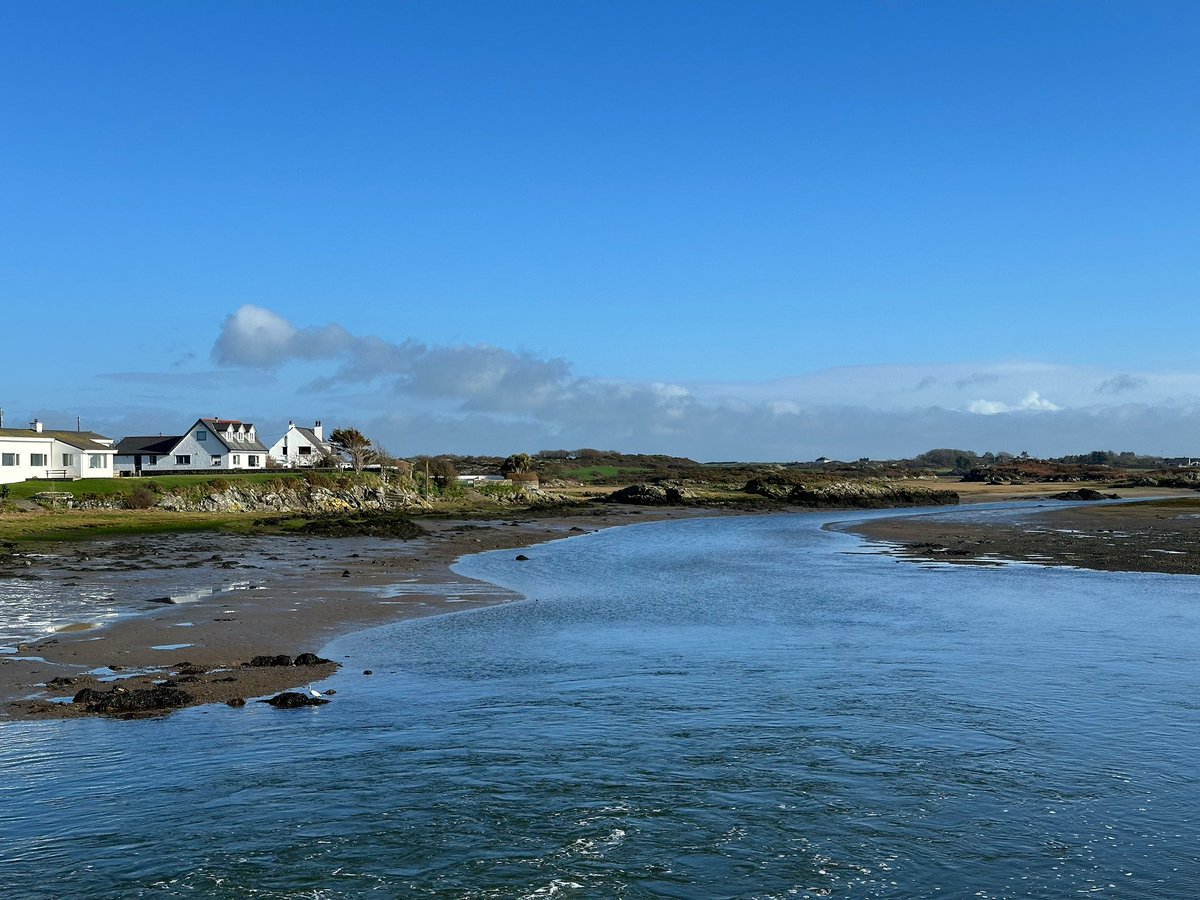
2,471,308,501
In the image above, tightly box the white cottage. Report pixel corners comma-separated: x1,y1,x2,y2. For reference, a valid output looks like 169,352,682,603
268,420,335,468
0,420,117,484
114,418,270,475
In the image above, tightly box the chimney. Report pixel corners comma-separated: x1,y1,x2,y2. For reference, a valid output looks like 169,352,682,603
288,420,295,429
313,420,323,440
31,419,43,433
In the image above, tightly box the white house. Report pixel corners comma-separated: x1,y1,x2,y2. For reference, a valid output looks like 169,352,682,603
268,420,335,468
0,420,117,484
114,418,270,475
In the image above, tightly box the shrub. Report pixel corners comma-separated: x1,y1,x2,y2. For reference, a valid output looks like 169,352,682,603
125,485,157,509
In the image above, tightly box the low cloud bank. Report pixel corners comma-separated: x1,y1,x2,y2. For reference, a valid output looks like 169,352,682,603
203,305,1200,459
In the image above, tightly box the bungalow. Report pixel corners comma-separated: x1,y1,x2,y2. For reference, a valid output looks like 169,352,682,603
114,418,269,475
268,420,335,468
0,419,117,484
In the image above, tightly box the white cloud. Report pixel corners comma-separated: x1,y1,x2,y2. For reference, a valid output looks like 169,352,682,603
968,391,1061,415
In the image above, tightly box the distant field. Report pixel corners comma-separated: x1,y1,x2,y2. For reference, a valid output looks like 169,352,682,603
562,465,653,482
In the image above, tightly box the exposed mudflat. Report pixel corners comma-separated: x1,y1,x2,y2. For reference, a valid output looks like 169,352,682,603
848,497,1200,574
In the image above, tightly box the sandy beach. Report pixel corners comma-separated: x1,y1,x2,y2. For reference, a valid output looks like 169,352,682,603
0,506,715,720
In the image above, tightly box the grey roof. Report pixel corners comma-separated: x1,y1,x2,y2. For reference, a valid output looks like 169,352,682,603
115,435,182,455
193,418,269,453
0,427,115,452
295,427,333,452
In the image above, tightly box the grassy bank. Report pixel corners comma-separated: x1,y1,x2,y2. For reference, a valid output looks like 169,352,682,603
1,471,309,502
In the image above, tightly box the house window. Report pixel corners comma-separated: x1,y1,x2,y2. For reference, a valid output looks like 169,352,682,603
232,455,241,465
1,453,17,466
62,453,74,467
212,455,222,466
148,455,158,465
89,455,106,469
30,453,48,466
248,455,259,467
298,445,312,456
196,431,207,441
176,455,191,465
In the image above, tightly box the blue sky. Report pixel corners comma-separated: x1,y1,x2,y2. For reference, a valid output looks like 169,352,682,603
3,2,1199,459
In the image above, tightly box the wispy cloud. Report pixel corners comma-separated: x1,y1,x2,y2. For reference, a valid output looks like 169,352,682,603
1096,373,1148,395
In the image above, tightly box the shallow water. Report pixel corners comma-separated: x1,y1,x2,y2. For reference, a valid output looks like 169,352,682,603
1,510,1198,898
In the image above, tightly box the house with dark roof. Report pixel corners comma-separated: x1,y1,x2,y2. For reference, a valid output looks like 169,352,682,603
0,419,117,484
268,420,336,468
114,418,269,475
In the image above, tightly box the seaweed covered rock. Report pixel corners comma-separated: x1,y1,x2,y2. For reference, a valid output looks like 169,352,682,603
246,654,294,668
72,685,192,716
293,652,331,666
260,692,330,708
283,511,427,538
1051,488,1119,501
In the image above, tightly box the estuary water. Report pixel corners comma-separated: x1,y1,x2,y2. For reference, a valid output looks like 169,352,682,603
2,509,1198,898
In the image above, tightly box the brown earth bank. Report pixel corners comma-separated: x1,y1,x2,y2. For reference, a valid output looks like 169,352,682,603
0,506,720,721
844,495,1200,575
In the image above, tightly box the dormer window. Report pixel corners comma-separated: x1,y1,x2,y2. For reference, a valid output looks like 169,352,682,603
196,431,207,441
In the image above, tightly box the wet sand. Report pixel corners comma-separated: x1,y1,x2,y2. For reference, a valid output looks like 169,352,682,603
846,495,1200,575
1,506,713,720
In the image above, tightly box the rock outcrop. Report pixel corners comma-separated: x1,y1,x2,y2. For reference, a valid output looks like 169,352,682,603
604,483,696,506
1051,488,1120,501
745,478,959,509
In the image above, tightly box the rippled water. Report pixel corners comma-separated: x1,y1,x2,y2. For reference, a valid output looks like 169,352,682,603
2,510,1198,898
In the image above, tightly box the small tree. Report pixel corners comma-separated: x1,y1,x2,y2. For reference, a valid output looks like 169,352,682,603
329,427,375,474
500,453,533,476
426,457,458,489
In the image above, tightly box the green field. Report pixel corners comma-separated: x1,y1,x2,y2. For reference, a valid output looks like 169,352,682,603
561,465,654,483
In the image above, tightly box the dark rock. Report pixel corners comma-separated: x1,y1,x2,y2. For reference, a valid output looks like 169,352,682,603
515,554,529,561
342,569,351,577
72,687,105,705
47,676,79,688
605,484,694,506
363,669,373,675
259,691,330,708
73,685,192,715
1051,488,1118,501
246,654,293,668
226,698,246,708
294,652,331,666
